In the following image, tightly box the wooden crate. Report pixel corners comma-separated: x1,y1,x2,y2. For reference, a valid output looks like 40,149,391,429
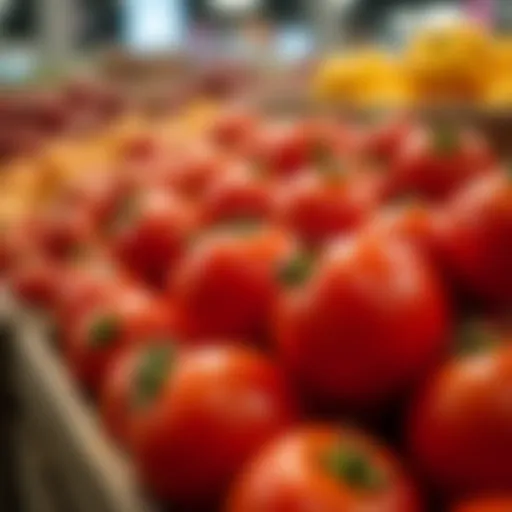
1,293,153,512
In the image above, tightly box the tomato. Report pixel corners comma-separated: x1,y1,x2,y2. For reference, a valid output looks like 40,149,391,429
100,343,143,447
118,130,166,164
130,343,297,507
248,121,314,176
65,286,175,393
53,250,129,334
452,497,512,512
109,188,197,288
34,205,95,261
226,425,422,512
61,172,133,232
437,169,512,306
171,225,297,341
391,124,494,201
208,107,259,150
275,232,451,409
200,163,273,226
362,201,442,266
363,115,413,163
408,344,512,498
273,165,379,247
8,255,61,308
165,143,229,199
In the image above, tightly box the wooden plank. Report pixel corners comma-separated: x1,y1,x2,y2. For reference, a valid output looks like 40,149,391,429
2,294,152,512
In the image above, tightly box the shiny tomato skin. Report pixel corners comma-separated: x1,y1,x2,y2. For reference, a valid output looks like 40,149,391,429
226,425,423,512
362,201,442,266
437,169,512,306
171,225,297,341
130,344,298,507
273,168,379,247
452,497,512,512
408,346,512,498
65,286,175,394
275,233,451,409
391,125,494,201
200,163,273,226
110,188,196,288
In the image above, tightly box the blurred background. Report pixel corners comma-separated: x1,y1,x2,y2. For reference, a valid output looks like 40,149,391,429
0,0,510,82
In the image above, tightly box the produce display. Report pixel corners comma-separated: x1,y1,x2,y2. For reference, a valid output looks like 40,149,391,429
1,104,511,512
314,22,512,108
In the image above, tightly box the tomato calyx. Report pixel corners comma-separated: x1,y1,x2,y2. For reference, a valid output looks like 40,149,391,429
432,124,459,155
224,216,263,234
278,252,314,287
107,194,140,235
322,443,387,491
311,141,344,181
456,321,501,356
132,344,175,409
88,314,121,349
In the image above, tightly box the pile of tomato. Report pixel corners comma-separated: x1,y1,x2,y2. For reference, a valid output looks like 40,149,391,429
2,107,511,512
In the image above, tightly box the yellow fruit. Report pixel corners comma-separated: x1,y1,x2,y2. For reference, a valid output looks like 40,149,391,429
314,47,407,107
493,36,512,81
484,77,512,108
405,21,493,103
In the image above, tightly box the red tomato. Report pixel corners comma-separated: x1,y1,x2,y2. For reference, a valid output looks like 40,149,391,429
200,163,273,226
437,169,512,306
248,121,313,176
118,131,165,164
452,497,512,512
130,344,297,507
53,250,129,332
8,255,61,308
65,286,175,393
362,201,442,265
61,172,133,232
363,115,413,163
34,205,95,261
110,188,196,288
408,344,512,498
208,107,259,150
171,225,297,341
391,124,494,201
226,425,422,512
275,232,451,409
100,342,146,447
165,143,229,199
273,165,379,247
